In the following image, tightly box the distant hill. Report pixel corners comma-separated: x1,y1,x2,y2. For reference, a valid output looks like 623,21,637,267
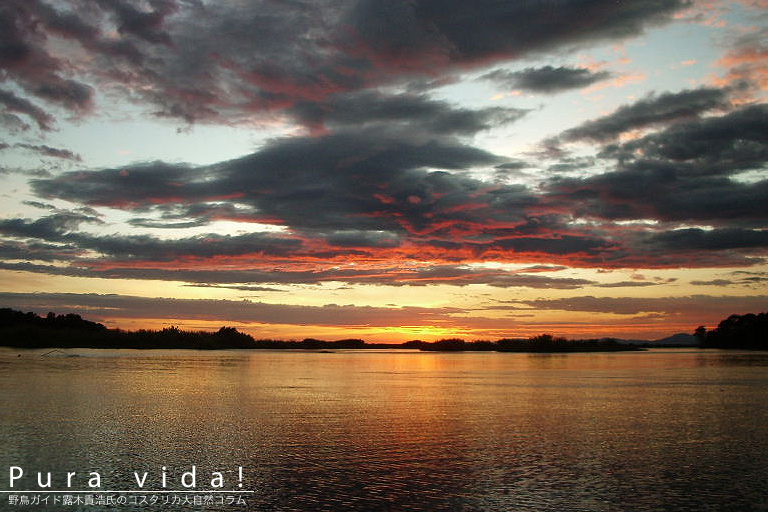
605,334,698,347
653,333,699,346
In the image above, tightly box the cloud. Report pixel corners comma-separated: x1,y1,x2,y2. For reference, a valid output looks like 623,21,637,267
32,77,93,112
544,104,768,225
347,0,687,69
31,129,513,236
0,211,103,239
0,215,305,261
3,212,615,286
0,2,94,116
20,102,768,274
712,27,768,101
94,0,177,46
690,279,737,287
641,228,768,251
0,291,467,329
127,218,210,229
595,281,662,288
7,143,82,161
690,271,768,288
0,0,691,127
481,66,611,94
558,87,732,143
0,252,598,289
289,90,528,134
521,294,768,317
0,240,84,262
184,284,285,293
3,0,767,328
0,89,55,131
27,128,644,267
3,0,765,280
0,112,30,133
601,103,768,170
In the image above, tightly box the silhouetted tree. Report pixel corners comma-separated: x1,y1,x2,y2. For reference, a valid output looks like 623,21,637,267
694,326,707,345
701,312,768,349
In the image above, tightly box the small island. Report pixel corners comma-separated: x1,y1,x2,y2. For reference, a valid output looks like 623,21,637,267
415,335,642,352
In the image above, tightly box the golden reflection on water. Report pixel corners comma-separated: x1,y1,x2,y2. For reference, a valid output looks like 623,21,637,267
1,348,768,511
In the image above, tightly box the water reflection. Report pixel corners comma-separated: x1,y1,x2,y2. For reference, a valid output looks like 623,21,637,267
1,349,768,511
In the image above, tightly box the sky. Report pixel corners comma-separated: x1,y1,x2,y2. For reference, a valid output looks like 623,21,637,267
0,0,767,342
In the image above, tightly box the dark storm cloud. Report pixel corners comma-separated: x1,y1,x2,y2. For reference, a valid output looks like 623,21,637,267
32,160,209,208
32,78,94,112
0,258,597,289
30,0,147,65
134,202,263,228
603,103,768,173
86,232,304,261
545,104,768,224
1,0,690,127
0,0,158,127
0,215,304,261
21,99,768,270
0,89,54,131
546,156,597,175
290,91,528,135
9,0,767,277
32,129,511,234
24,127,649,266
127,217,211,229
640,228,768,251
348,0,688,67
481,66,611,94
548,172,768,224
0,2,95,112
559,87,732,143
324,230,402,249
520,295,768,320
0,211,103,240
495,160,530,171
93,0,176,45
0,239,84,262
486,235,614,257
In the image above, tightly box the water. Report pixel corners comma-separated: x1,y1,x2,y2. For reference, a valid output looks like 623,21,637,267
1,348,768,511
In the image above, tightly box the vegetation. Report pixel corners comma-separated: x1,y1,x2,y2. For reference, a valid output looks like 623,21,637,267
416,338,495,351
695,312,768,350
495,334,637,353
0,308,255,349
6,307,765,353
0,308,400,350
413,334,640,352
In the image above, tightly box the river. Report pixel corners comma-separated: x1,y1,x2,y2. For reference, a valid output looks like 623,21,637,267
1,348,767,511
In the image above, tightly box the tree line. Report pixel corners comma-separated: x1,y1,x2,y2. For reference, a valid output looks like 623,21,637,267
2,307,766,351
694,312,768,350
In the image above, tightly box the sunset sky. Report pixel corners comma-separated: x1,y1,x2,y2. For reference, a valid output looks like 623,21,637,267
1,0,766,342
